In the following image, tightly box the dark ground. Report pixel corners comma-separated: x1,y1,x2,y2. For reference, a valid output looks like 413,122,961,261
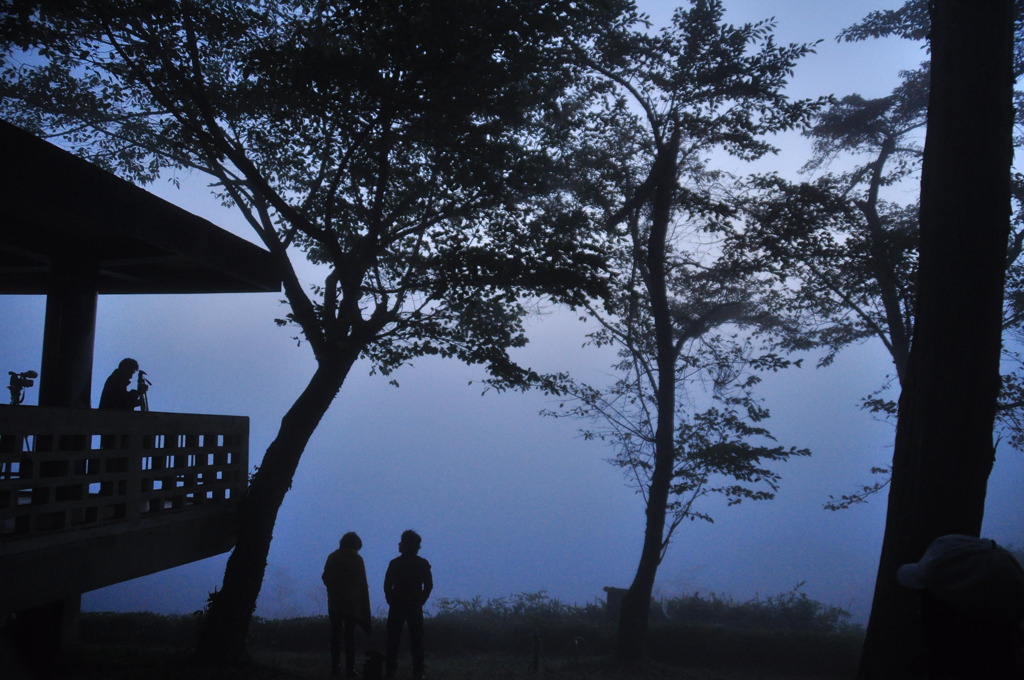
14,645,855,680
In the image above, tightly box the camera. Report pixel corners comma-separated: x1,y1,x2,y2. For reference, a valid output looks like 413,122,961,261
8,370,36,389
8,370,38,405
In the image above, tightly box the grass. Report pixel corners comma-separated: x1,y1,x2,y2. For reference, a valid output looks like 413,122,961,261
10,590,863,680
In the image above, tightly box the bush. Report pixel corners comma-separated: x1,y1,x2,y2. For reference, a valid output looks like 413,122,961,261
247,616,330,653
78,587,863,677
649,586,862,675
77,612,200,648
661,584,859,634
429,592,608,657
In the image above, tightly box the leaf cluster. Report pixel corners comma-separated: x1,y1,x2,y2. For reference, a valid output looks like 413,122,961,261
1,0,629,381
736,1,1024,508
836,0,931,43
731,172,919,368
534,0,820,552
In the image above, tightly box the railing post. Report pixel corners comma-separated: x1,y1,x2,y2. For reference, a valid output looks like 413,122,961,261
126,421,142,524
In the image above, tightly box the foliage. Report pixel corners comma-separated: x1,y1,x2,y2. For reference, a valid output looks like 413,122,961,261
836,0,931,42
434,591,591,620
541,0,820,574
838,0,1024,72
552,366,812,544
76,612,202,649
822,465,892,511
78,589,859,647
731,64,926,385
71,589,862,677
0,0,616,380
733,3,1024,508
662,586,856,635
0,0,632,655
529,0,825,659
431,592,605,657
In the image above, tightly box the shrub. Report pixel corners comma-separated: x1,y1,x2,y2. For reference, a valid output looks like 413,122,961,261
650,586,862,675
661,584,859,634
78,612,199,648
78,587,863,677
247,616,330,653
429,592,608,657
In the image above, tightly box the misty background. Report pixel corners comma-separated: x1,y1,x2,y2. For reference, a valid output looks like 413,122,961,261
2,0,1021,625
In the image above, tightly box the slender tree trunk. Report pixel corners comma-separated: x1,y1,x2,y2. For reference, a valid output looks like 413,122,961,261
616,133,679,663
858,2,1014,678
197,351,358,661
861,139,912,383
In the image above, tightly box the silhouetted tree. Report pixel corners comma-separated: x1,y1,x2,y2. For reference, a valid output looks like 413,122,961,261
546,0,822,661
857,1,1015,677
732,5,1018,672
0,0,628,660
835,0,1024,430
731,69,927,509
735,5,1024,507
736,67,927,386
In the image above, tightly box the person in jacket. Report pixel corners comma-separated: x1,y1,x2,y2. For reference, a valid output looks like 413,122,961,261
323,532,371,677
383,530,432,680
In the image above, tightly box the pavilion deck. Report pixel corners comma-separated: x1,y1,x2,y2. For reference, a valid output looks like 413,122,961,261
0,404,248,614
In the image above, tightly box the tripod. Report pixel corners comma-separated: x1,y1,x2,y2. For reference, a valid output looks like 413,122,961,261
3,370,37,468
137,371,151,412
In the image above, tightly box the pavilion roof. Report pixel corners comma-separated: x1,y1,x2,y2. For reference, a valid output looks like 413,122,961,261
0,120,280,295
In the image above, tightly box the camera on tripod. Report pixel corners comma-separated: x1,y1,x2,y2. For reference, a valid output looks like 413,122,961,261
8,370,38,405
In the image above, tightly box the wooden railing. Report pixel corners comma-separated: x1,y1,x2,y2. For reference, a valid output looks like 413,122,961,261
0,405,248,543
0,405,250,612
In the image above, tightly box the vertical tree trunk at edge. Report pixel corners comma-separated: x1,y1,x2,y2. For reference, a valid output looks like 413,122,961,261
857,2,1014,678
197,352,357,661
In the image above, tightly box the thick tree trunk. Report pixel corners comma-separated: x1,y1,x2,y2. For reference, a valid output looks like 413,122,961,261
615,133,679,663
615,538,660,661
858,2,1014,678
197,351,358,661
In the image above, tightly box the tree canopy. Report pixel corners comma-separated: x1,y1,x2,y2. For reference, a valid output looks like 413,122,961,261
1,0,632,657
540,0,822,661
731,0,1024,513
1,0,618,377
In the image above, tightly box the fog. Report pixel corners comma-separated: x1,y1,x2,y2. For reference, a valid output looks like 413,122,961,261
3,0,1021,627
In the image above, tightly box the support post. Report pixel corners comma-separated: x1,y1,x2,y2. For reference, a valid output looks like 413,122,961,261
39,252,98,409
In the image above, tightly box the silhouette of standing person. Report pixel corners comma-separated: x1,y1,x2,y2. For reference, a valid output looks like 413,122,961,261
323,532,371,678
384,530,432,680
99,358,142,410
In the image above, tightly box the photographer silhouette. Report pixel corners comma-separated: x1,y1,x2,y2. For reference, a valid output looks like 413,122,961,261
99,358,147,411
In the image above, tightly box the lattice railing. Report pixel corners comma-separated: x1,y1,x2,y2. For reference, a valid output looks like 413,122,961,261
0,405,248,541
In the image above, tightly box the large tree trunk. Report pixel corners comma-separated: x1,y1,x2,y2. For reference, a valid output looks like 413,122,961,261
615,530,662,661
197,351,358,661
857,2,1014,678
615,133,679,663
